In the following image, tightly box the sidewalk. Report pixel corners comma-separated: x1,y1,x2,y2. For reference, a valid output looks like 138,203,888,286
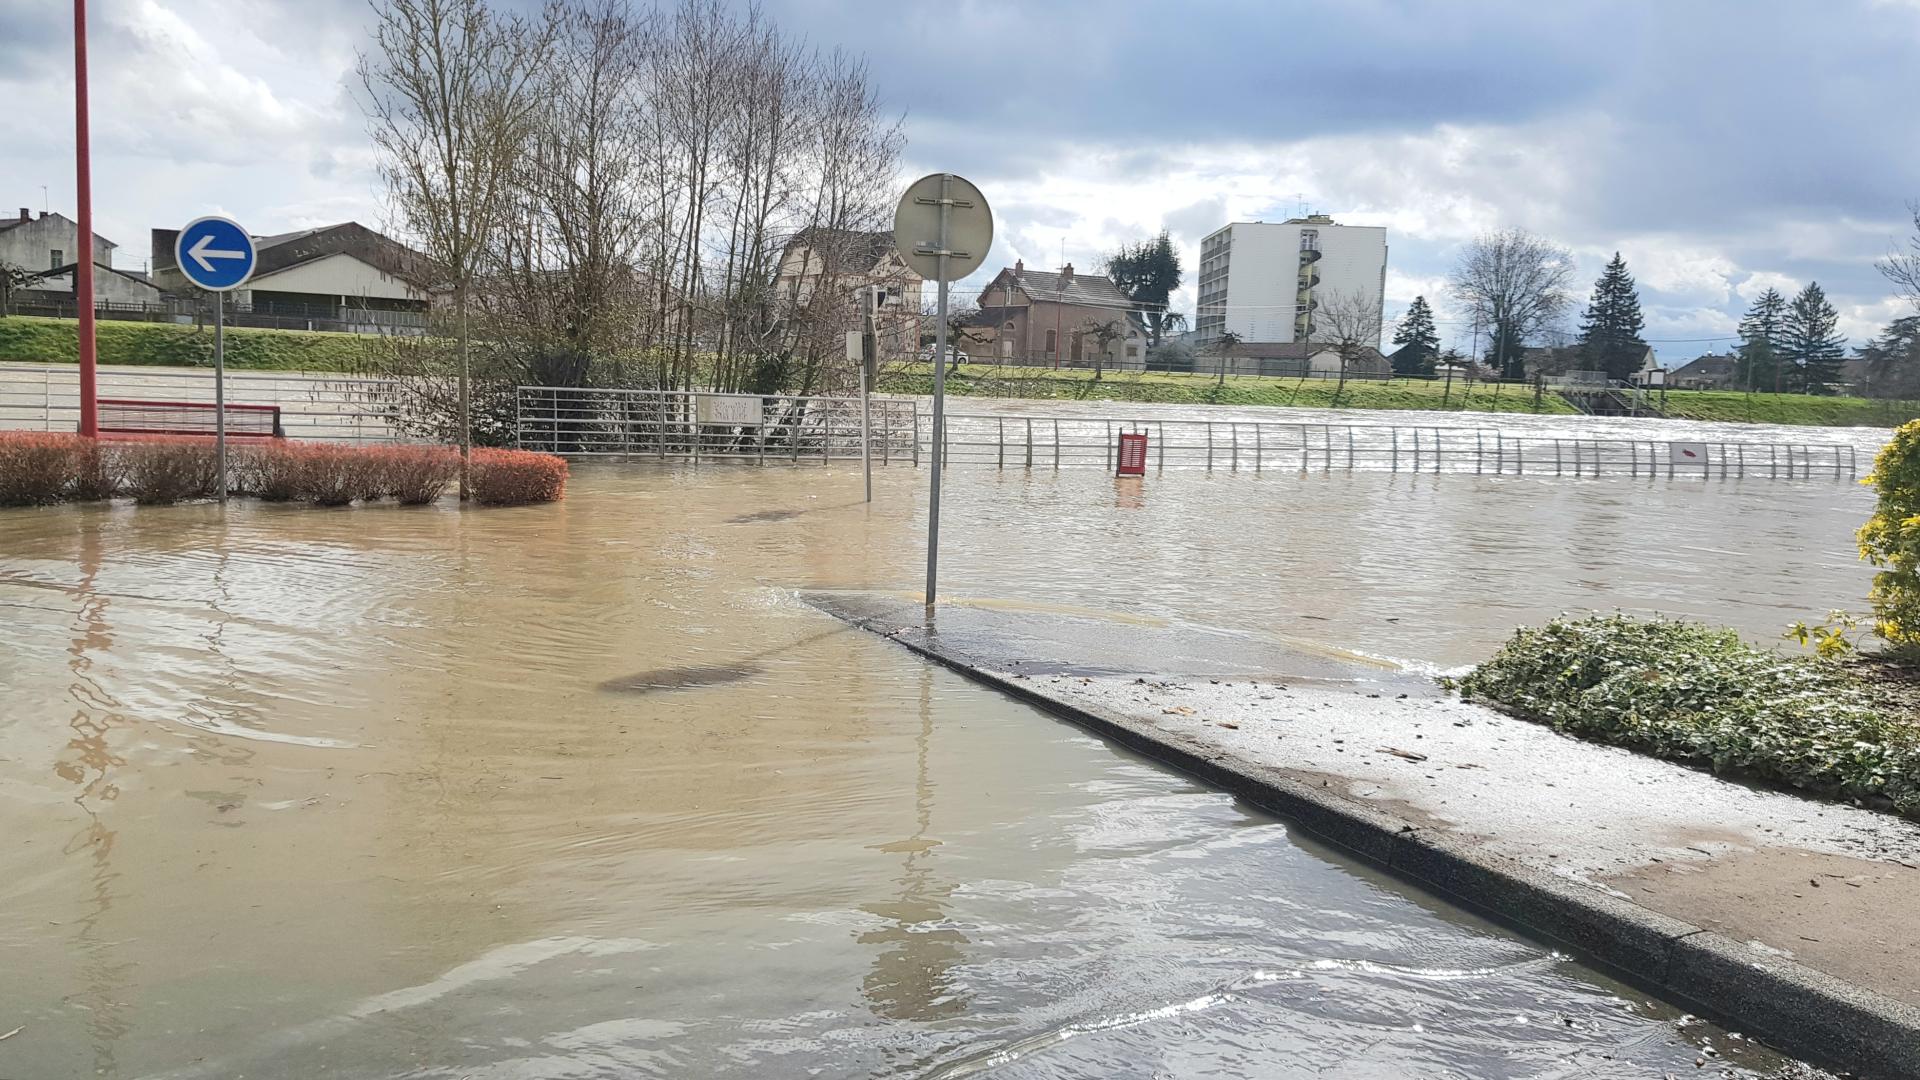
806,590,1920,1079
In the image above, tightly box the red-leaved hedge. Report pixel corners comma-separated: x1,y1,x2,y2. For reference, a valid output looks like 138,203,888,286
0,433,561,509
468,448,570,506
118,438,220,505
0,433,91,506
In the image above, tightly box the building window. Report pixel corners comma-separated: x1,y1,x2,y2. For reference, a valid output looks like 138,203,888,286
1044,328,1057,356
50,249,63,269
1127,345,1139,358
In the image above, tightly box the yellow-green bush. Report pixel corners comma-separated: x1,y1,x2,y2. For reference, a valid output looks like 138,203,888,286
1859,419,1920,647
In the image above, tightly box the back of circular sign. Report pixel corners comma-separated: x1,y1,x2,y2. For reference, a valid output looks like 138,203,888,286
892,173,992,283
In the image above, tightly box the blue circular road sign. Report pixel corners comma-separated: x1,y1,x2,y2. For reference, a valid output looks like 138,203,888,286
174,215,257,291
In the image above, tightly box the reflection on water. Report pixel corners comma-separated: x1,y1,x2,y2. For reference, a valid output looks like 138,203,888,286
0,467,1839,1078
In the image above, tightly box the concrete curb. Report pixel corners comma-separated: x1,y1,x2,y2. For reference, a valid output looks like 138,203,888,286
819,602,1920,1080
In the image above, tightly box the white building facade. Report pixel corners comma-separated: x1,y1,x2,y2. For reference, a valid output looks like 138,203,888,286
1194,215,1387,346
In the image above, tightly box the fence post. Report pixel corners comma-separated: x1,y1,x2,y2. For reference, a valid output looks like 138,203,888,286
1054,419,1061,469
1231,422,1239,471
1413,428,1421,473
1834,445,1843,480
1157,422,1165,471
1324,426,1333,473
998,418,1005,469
1476,430,1484,474
1435,430,1443,473
1206,422,1214,472
1347,426,1355,471
1254,423,1263,472
1391,428,1399,472
1025,417,1033,467
1554,439,1563,475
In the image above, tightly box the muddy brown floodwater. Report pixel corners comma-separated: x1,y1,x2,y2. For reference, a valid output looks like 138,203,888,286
0,464,1855,1078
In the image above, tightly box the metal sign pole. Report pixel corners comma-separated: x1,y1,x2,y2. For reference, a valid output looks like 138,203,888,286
214,289,227,504
925,174,951,612
861,286,874,504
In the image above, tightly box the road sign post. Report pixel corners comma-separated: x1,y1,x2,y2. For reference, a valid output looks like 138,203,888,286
894,173,991,614
174,216,258,505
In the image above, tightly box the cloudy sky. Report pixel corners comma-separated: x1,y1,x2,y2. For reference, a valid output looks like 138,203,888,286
6,0,1919,356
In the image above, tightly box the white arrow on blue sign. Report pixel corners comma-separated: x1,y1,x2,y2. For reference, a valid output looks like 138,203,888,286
174,215,257,292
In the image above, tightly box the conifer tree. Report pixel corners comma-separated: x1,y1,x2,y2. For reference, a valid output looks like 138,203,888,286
1576,252,1648,381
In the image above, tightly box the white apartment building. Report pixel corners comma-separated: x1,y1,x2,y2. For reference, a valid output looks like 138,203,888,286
1193,215,1387,346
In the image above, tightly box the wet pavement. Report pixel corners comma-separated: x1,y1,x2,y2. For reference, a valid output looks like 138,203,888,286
0,464,1859,1078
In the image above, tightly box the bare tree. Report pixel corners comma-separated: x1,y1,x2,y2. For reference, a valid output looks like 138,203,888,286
359,0,551,487
1207,329,1242,386
1083,317,1126,381
484,0,651,390
1311,289,1384,398
1448,229,1576,380
1881,201,1920,315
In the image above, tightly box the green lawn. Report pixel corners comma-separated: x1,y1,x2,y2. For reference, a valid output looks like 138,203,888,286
876,363,1578,415
1655,388,1920,428
0,315,372,372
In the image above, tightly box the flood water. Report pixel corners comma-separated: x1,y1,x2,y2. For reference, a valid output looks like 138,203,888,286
0,465,1853,1078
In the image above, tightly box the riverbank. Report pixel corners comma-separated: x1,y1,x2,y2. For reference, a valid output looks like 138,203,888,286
878,362,1920,428
808,591,1920,1079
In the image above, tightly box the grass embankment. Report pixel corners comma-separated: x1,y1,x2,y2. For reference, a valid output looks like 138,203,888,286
877,363,1577,415
0,315,369,372
1656,389,1920,428
1454,614,1920,818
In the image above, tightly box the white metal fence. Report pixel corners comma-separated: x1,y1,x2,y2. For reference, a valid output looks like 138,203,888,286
515,385,920,463
516,386,1859,480
936,414,1858,479
0,364,400,442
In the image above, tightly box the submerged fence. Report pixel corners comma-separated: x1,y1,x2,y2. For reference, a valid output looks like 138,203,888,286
516,386,1861,480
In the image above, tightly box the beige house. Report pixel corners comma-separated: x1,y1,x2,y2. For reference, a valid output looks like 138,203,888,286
962,261,1147,367
773,227,924,360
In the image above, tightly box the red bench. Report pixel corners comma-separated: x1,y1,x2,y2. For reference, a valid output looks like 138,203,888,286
96,399,285,439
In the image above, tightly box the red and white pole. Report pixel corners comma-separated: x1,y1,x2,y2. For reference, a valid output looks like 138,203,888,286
74,0,98,437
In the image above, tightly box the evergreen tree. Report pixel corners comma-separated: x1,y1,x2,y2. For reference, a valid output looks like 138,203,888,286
1106,232,1183,347
1390,295,1440,375
1576,252,1648,381
1856,315,1920,399
1736,288,1786,392
1779,282,1846,395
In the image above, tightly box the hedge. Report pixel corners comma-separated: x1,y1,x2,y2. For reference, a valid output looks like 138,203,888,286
1454,614,1920,818
0,432,561,507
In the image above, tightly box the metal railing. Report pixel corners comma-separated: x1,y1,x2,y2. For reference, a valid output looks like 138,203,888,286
0,364,400,442
514,386,919,463
513,387,1859,481
933,414,1858,479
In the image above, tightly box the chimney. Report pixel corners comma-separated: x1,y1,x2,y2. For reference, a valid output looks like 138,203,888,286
38,210,48,219
1014,258,1023,273
16,208,26,222
1060,262,1074,284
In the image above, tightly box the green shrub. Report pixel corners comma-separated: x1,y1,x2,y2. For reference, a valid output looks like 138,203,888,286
1456,614,1920,817
1860,419,1920,648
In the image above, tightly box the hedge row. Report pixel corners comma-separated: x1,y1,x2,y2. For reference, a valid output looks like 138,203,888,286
0,433,566,508
1454,614,1920,818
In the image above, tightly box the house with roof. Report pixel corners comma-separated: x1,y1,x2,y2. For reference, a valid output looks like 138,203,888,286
1668,353,1739,390
965,261,1148,368
151,221,430,331
1,206,163,308
774,227,924,361
1201,338,1390,378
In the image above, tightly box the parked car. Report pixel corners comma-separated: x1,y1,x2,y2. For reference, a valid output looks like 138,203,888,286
918,345,968,365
